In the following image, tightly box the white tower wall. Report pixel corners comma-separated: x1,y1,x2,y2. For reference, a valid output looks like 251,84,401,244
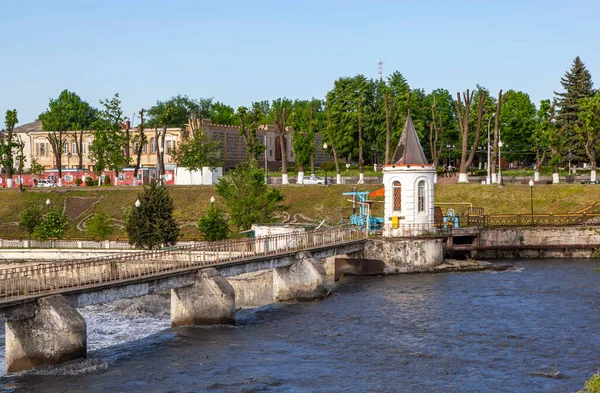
382,165,436,236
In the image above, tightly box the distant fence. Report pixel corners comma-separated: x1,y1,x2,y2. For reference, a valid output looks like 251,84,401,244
0,239,208,250
461,213,600,228
0,225,365,304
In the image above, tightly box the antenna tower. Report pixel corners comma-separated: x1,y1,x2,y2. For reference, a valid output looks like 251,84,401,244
377,59,385,82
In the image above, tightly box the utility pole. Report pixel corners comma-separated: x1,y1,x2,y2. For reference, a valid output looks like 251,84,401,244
377,59,384,82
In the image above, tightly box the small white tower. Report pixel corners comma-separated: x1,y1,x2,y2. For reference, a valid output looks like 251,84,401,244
382,115,436,236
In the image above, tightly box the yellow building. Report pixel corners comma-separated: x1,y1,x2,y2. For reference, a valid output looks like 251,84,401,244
13,119,329,172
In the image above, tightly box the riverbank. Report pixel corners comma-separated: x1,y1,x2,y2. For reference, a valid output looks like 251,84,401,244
1,183,600,240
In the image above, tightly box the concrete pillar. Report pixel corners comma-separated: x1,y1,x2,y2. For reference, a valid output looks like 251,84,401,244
274,253,326,302
227,270,274,308
6,295,87,373
171,269,235,327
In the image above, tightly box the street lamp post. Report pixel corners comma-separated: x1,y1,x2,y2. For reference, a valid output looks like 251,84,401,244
323,143,328,185
529,179,534,225
135,199,141,247
498,140,503,187
487,113,496,185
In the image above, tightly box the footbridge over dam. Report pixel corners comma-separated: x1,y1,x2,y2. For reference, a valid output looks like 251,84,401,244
0,226,366,373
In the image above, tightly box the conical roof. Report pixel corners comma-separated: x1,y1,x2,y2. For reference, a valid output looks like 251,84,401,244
391,115,429,165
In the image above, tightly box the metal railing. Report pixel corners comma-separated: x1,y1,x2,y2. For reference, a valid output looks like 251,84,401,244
0,239,213,250
0,225,365,304
463,213,600,228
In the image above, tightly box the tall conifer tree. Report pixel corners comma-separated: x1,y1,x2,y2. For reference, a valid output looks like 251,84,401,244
555,56,594,162
127,181,179,249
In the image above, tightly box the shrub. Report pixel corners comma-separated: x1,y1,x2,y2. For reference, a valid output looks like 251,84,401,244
215,161,285,231
33,207,69,241
197,202,229,241
85,213,114,240
578,372,600,393
103,176,111,186
19,204,44,238
75,178,83,186
85,177,95,186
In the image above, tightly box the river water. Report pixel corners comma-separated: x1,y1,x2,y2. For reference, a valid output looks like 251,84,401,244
1,259,600,393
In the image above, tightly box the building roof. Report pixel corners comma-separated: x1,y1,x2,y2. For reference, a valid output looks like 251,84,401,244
14,120,43,133
391,115,429,165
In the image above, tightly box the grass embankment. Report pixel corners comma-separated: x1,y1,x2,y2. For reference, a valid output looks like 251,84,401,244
0,183,599,239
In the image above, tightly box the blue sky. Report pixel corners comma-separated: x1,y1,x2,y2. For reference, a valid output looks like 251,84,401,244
1,0,598,126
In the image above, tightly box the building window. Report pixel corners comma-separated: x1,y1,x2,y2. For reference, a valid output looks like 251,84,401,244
63,142,69,154
65,175,73,182
150,138,156,153
71,142,77,155
269,150,272,157
166,140,176,154
393,181,402,211
35,142,48,157
418,180,425,212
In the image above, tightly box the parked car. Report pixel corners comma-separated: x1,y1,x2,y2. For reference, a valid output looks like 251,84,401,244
36,179,55,187
303,176,330,185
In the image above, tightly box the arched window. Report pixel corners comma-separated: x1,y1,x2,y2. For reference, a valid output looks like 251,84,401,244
393,181,402,211
418,180,425,212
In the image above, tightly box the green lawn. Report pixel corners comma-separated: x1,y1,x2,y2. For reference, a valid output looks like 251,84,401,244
1,182,599,240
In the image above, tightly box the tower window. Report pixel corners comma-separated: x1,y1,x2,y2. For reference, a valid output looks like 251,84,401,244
418,180,425,212
393,181,401,211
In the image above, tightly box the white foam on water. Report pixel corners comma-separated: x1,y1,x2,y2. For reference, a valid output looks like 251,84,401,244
0,294,171,377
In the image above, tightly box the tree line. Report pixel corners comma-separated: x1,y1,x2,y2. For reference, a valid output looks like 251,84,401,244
1,56,599,184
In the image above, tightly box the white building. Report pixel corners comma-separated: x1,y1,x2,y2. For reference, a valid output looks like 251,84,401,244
382,116,436,236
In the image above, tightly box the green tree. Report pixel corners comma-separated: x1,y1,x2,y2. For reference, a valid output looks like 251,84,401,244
132,109,148,182
326,75,375,176
291,99,322,180
211,102,238,125
380,71,412,164
197,202,229,241
499,90,536,162
89,94,129,185
30,158,45,177
576,93,600,180
67,95,97,169
147,95,192,177
1,110,18,187
532,99,559,174
555,56,595,163
428,89,457,167
215,161,285,231
455,88,488,182
85,213,114,240
237,104,267,161
33,207,69,241
39,90,93,183
270,98,294,183
171,128,222,171
19,204,43,238
126,181,180,249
